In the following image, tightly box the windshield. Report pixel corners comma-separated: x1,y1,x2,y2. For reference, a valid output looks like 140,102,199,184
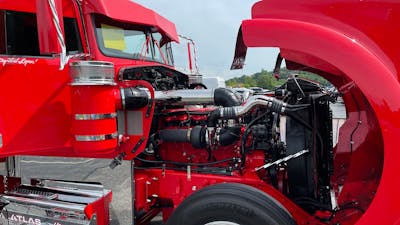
94,15,173,65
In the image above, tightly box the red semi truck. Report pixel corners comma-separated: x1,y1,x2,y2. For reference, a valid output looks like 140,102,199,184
0,0,399,225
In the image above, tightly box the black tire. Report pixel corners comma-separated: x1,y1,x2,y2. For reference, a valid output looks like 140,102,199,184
166,183,296,225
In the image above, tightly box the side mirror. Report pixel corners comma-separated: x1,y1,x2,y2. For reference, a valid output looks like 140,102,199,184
36,0,64,55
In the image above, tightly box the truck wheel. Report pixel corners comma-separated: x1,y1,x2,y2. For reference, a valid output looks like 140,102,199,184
166,183,296,225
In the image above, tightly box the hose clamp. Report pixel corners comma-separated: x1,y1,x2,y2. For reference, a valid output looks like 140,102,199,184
281,103,287,113
219,107,224,117
187,128,192,142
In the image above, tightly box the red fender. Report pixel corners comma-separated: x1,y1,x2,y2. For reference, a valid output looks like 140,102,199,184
241,18,400,224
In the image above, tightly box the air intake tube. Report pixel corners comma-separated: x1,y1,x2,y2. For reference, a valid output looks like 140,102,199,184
159,126,241,148
121,87,149,110
207,95,306,127
214,88,241,107
154,88,241,107
159,126,207,149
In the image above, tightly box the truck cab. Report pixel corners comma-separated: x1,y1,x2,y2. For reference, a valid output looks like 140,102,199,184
0,0,187,160
0,1,187,224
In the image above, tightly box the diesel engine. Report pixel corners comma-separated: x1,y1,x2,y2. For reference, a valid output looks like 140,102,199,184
134,73,334,213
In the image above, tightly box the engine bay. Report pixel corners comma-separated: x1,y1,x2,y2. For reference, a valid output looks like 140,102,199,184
132,71,341,216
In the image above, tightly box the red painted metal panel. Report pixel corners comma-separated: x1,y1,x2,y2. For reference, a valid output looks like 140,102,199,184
36,0,63,55
71,85,119,155
251,0,398,78
0,57,72,156
240,17,400,224
83,0,179,43
0,0,76,17
0,56,156,160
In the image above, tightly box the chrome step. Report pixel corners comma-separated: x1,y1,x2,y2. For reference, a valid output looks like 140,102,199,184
0,176,111,225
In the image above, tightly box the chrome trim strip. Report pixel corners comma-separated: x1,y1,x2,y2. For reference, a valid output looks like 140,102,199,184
31,179,110,197
0,134,2,148
205,222,240,225
75,132,117,142
70,81,117,86
74,112,117,120
120,87,126,110
2,195,86,212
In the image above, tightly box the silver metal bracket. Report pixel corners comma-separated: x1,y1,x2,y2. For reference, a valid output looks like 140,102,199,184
131,160,136,225
255,149,309,171
6,156,20,177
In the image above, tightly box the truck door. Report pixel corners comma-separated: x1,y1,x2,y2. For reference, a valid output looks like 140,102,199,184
0,7,84,157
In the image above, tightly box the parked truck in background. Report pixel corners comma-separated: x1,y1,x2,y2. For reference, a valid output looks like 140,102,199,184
1,0,400,225
202,76,226,89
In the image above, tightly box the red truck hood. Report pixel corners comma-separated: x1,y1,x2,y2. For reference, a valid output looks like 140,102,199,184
232,0,399,80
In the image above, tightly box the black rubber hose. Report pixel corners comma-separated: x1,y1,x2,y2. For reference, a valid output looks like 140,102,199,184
214,88,241,107
123,87,149,110
159,129,189,142
221,107,237,119
159,126,207,149
190,126,207,148
135,156,237,166
207,109,221,127
219,127,241,146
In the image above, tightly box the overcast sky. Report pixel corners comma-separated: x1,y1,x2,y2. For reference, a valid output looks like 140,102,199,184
133,0,279,80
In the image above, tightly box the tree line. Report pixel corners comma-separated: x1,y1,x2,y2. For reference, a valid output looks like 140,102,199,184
226,68,330,90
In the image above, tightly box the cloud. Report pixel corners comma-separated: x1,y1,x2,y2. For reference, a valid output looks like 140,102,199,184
133,0,279,79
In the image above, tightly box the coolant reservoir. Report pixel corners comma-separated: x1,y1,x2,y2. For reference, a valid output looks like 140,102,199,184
70,61,118,156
